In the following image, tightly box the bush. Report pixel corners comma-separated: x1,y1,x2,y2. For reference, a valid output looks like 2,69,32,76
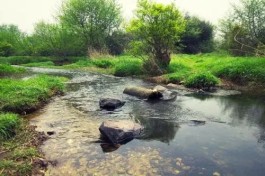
0,113,20,140
114,60,142,77
185,72,219,88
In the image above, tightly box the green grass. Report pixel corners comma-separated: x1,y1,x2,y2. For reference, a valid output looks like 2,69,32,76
0,119,45,176
164,53,265,87
21,61,55,67
0,113,20,140
63,55,143,76
0,75,67,113
0,64,25,76
185,72,219,88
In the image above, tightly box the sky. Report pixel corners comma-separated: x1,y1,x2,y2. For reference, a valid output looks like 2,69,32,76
0,0,239,33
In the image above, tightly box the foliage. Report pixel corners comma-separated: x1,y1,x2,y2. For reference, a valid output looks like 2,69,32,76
59,0,122,54
0,113,20,140
31,22,86,57
0,41,14,56
106,30,131,55
185,72,219,88
127,0,186,72
0,75,67,113
220,0,265,56
180,15,214,54
0,24,25,56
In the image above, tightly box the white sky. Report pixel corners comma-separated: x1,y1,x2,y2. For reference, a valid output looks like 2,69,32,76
0,0,239,33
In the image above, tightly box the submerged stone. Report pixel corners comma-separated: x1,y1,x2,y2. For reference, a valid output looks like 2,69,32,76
99,120,143,145
99,98,125,111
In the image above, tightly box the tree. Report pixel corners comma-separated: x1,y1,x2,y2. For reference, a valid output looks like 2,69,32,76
59,0,122,55
31,22,86,56
0,24,25,56
220,0,265,56
180,15,214,54
127,0,186,74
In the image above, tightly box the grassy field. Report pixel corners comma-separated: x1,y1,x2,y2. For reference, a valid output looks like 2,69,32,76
1,53,265,89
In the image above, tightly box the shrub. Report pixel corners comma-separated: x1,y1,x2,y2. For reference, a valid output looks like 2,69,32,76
0,113,20,140
185,72,219,88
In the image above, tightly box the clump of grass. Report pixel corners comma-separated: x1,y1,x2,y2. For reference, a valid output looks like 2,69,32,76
92,59,113,68
114,59,143,77
213,59,265,84
0,64,25,76
0,113,20,140
185,72,219,88
22,61,55,67
0,75,67,113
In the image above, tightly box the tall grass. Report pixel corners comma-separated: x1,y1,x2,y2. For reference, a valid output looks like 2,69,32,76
0,64,25,76
0,75,67,113
0,113,20,140
166,54,265,86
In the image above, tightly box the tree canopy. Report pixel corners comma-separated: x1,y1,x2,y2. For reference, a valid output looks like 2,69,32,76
59,0,122,54
127,0,186,73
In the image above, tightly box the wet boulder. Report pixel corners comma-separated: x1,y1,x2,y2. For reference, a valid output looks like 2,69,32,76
153,85,177,101
123,86,163,100
99,98,125,111
99,120,143,145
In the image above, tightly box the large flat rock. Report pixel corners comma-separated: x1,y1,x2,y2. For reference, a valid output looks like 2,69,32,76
99,120,143,145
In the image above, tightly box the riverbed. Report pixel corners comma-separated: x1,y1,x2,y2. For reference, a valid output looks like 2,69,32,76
27,67,265,176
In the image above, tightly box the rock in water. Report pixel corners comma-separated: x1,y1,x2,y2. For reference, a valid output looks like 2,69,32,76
99,98,125,111
99,120,143,145
123,86,163,100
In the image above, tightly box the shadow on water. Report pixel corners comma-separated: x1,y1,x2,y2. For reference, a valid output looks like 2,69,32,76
25,67,265,176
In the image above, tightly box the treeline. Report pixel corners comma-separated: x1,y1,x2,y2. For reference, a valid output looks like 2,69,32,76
0,0,264,58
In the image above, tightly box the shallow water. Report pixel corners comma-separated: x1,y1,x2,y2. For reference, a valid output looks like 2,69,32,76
27,67,265,176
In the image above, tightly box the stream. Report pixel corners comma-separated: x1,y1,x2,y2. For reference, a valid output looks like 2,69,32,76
26,67,265,176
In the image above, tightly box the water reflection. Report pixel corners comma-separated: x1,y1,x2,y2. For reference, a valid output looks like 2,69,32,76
134,115,179,144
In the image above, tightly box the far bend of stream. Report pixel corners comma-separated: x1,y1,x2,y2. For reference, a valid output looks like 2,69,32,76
26,67,265,176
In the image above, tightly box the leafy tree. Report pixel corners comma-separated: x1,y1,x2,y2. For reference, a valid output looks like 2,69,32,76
31,22,86,56
106,30,131,55
0,42,14,56
0,24,25,56
127,0,186,74
180,15,214,54
59,0,122,54
220,0,265,56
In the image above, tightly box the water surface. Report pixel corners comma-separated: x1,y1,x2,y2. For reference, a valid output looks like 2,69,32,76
28,67,265,176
